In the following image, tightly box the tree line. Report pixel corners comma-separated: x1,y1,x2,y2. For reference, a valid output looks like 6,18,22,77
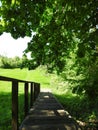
0,55,27,69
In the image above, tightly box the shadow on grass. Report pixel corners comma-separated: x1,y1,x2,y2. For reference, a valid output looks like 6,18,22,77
0,92,12,130
0,92,25,130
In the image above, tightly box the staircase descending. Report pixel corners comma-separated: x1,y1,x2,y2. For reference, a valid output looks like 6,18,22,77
0,76,81,130
19,92,81,130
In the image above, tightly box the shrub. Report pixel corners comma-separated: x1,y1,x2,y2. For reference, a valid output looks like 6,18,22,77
0,56,22,69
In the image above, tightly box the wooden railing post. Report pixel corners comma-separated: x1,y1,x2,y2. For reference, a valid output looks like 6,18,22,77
38,83,40,94
12,81,18,130
30,82,34,107
34,83,40,101
24,82,29,117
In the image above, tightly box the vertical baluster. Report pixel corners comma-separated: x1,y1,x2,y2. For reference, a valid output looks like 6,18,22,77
12,81,18,130
24,82,29,117
38,83,40,94
30,82,34,107
34,83,40,101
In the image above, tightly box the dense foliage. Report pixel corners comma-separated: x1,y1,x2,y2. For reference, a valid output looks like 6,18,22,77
0,0,98,99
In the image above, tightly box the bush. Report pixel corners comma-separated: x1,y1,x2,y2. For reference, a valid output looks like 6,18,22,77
0,56,22,69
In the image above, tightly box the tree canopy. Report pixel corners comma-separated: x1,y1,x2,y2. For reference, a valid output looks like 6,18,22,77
0,0,98,97
0,0,98,71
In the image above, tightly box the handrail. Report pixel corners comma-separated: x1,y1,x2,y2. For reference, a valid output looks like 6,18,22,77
0,75,35,83
0,75,40,130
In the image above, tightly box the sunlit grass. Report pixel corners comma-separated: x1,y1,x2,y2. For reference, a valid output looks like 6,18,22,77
0,67,52,90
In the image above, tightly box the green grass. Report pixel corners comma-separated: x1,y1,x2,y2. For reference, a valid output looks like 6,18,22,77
0,67,52,90
54,93,90,120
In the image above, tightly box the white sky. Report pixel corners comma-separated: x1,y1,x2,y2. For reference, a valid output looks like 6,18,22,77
0,32,31,58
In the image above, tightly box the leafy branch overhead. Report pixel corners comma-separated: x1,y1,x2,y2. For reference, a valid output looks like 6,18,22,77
0,0,98,71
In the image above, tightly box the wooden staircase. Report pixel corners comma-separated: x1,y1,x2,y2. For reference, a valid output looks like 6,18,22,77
19,92,81,130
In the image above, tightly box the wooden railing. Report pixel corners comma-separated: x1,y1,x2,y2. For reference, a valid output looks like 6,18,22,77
0,76,40,130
